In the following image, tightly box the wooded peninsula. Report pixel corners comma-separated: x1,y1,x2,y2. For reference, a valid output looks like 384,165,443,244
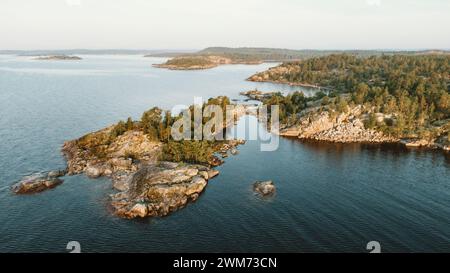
248,54,449,148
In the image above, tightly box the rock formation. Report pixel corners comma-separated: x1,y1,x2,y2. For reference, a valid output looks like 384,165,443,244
253,180,276,196
61,125,244,219
110,162,214,218
12,170,66,194
280,106,397,143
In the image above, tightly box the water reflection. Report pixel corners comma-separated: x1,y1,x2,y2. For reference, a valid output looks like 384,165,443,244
288,137,450,169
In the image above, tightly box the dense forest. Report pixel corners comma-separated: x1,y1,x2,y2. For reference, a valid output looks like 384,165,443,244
195,47,441,62
257,54,450,139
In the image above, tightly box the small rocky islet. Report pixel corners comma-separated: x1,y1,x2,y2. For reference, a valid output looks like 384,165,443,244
33,55,82,61
253,180,276,196
11,170,66,194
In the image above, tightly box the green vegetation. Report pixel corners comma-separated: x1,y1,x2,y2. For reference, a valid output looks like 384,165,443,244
76,129,111,159
163,56,215,68
262,92,307,125
155,47,450,70
77,96,233,164
161,96,232,164
262,91,335,125
258,54,449,138
162,140,217,163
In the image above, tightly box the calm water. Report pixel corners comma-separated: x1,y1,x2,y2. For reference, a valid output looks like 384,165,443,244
0,55,449,252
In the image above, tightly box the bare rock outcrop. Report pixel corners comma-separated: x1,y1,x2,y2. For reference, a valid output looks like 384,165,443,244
280,106,397,143
62,129,162,178
12,171,66,194
110,162,214,218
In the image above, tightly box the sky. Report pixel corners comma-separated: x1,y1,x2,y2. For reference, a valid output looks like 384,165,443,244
1,0,449,50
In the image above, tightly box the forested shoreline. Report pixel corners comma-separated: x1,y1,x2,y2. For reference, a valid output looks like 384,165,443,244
249,54,449,143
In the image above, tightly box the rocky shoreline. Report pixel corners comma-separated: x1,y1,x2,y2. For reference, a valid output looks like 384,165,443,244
279,105,398,143
239,91,449,150
279,105,449,150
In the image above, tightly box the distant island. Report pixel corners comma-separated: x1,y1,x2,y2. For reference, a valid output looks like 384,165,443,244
153,55,261,70
33,55,82,61
152,47,450,70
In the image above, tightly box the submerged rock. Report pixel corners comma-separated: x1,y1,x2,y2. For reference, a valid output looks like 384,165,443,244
253,180,276,196
12,173,63,194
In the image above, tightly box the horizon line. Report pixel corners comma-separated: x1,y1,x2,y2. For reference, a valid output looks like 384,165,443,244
1,47,450,53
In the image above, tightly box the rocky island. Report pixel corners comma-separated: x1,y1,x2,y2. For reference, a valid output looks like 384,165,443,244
60,96,246,218
154,56,222,70
33,55,82,61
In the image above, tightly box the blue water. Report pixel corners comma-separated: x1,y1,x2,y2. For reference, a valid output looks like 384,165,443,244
0,55,449,252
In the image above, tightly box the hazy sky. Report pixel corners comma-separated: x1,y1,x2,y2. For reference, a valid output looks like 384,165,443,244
1,0,449,50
